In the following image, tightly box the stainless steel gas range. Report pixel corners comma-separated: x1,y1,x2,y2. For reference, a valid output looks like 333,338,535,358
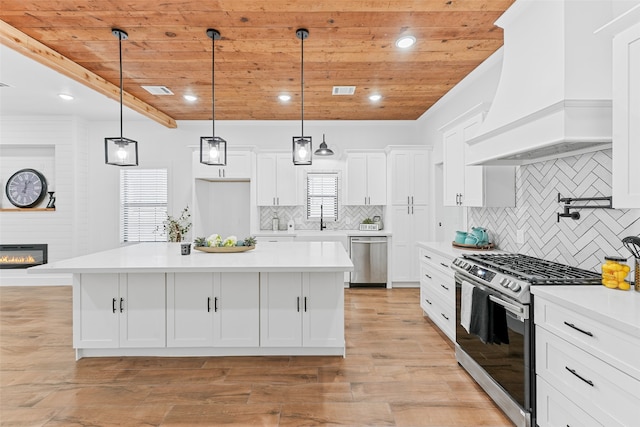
451,253,601,427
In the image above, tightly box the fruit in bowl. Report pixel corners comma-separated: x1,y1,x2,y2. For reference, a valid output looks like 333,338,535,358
194,235,257,248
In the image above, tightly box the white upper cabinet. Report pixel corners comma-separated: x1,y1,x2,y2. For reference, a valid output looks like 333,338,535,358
256,153,299,206
389,148,429,206
192,149,252,180
611,18,640,208
345,151,386,205
441,107,515,207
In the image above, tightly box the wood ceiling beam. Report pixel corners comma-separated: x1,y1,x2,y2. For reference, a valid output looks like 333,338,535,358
0,20,177,129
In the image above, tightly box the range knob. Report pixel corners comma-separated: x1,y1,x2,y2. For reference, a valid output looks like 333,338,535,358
509,282,522,292
499,278,508,287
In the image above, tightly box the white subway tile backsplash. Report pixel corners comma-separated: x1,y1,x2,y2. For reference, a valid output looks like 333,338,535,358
469,150,640,274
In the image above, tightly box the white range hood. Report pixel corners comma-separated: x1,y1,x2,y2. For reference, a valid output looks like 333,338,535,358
466,0,616,165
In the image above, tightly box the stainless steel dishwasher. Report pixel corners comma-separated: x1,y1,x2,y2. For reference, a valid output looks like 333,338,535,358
349,236,388,287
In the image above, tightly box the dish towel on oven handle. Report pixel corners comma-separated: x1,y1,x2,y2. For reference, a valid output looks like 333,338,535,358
469,287,509,345
460,281,474,333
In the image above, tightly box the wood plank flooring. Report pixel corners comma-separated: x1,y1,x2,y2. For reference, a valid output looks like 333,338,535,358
0,286,514,426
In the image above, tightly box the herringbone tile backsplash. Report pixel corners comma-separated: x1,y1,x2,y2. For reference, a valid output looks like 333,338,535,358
469,150,640,274
260,205,383,231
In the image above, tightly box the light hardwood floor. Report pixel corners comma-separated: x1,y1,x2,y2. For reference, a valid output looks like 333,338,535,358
0,286,513,426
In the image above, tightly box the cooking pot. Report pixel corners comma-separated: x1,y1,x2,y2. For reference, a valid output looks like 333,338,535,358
471,227,489,245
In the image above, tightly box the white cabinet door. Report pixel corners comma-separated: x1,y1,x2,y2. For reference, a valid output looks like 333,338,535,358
302,272,344,348
459,114,484,207
214,273,260,347
612,22,640,208
260,272,303,347
256,153,278,205
391,205,429,282
366,153,387,205
389,150,429,206
167,273,215,347
346,152,387,205
74,274,120,349
257,153,299,206
192,150,252,180
119,273,166,348
275,154,299,206
442,127,464,206
345,153,368,205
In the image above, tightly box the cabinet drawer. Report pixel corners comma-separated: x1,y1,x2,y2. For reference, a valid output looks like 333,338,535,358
418,247,453,275
534,296,640,380
536,327,639,427
420,263,454,302
422,287,455,342
536,376,602,427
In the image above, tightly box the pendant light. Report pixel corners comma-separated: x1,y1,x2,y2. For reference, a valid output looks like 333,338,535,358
314,134,334,156
200,28,227,166
105,28,138,166
292,28,312,165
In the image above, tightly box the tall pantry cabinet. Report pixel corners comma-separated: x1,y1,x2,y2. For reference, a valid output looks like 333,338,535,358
387,146,431,283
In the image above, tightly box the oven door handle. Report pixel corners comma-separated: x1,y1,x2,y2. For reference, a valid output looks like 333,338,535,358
488,295,529,320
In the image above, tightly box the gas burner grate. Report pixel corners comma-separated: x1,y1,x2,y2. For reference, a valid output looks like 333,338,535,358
462,253,601,285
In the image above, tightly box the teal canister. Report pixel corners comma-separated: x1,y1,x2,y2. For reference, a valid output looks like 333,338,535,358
454,231,468,244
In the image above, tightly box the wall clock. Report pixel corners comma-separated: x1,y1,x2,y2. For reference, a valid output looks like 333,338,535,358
5,168,48,208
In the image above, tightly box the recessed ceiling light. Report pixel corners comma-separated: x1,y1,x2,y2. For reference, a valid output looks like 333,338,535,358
278,94,291,102
58,93,74,101
183,94,198,102
395,35,416,49
369,94,382,101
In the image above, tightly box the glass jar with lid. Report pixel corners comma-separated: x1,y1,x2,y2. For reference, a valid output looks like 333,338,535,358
601,256,631,290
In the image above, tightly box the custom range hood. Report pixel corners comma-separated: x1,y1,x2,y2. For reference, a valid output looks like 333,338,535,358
466,0,615,165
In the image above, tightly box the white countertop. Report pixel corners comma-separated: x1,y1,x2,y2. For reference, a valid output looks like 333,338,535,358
254,230,391,238
28,242,354,274
532,285,640,338
416,241,504,259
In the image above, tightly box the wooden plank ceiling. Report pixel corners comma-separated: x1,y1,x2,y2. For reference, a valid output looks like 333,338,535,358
0,0,514,125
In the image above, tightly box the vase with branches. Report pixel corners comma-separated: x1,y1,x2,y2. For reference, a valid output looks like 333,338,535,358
159,206,192,242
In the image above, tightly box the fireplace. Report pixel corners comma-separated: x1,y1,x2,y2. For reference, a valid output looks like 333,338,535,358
0,244,48,269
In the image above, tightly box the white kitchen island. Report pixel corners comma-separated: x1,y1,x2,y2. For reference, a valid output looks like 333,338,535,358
29,241,353,359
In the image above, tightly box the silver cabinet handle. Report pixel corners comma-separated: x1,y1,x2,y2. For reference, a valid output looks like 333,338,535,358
297,296,300,312
440,284,449,291
423,254,431,259
440,262,449,268
424,273,432,279
407,196,410,205
304,297,308,312
425,299,432,305
112,298,117,313
214,297,218,312
407,206,410,214
441,313,449,320
207,297,211,312
411,196,414,205
119,298,124,313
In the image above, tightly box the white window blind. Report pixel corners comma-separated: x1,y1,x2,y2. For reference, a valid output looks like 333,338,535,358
307,173,338,219
120,169,168,242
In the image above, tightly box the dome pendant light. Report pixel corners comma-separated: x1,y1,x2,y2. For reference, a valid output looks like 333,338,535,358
314,134,334,156
200,28,227,166
105,28,139,166
292,28,312,166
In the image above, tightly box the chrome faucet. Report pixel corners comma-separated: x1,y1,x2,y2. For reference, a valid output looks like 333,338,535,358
320,204,327,231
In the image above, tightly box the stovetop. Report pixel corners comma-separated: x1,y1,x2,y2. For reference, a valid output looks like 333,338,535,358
452,253,601,304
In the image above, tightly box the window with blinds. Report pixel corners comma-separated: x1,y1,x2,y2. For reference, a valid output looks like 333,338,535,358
307,173,338,219
120,169,168,242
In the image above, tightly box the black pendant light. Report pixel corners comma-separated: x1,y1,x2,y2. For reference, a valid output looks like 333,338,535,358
292,28,312,165
314,134,334,156
200,28,227,166
105,28,138,166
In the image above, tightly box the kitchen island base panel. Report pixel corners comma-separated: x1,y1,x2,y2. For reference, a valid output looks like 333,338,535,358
76,346,345,360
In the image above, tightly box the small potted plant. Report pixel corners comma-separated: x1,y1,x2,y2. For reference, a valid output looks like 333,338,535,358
159,206,192,242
